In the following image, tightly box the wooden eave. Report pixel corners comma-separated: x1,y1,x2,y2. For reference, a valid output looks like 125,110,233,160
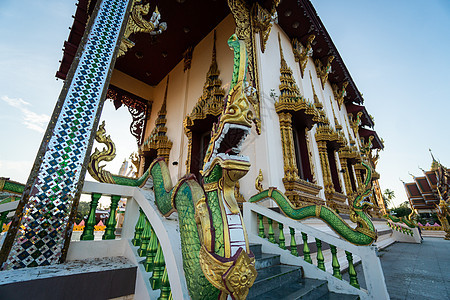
56,0,96,80
345,103,374,128
277,0,363,105
358,128,383,150
56,0,370,103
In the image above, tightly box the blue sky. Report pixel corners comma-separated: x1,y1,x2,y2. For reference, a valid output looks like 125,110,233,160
1,0,449,207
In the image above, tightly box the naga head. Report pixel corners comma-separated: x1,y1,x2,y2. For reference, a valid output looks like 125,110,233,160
201,35,254,183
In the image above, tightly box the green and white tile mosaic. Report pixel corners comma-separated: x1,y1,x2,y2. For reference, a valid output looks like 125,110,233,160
3,0,130,269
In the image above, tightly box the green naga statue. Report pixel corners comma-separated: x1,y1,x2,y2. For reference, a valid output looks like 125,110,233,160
88,33,378,299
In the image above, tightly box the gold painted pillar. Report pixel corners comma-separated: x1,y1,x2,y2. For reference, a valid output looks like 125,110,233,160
279,112,299,182
338,152,353,196
317,140,335,198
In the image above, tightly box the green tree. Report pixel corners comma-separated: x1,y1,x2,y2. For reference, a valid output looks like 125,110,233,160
75,201,90,224
391,201,412,218
382,189,395,209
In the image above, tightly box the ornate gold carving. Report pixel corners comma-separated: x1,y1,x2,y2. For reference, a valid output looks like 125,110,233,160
140,77,173,163
234,181,246,206
315,55,334,88
199,245,233,292
184,32,226,173
283,179,324,207
118,1,167,57
348,111,362,141
223,249,257,299
316,140,334,199
329,96,343,131
275,36,320,120
278,112,299,181
195,198,213,252
129,152,140,178
183,46,193,72
332,81,349,108
275,39,322,206
88,121,117,184
252,3,279,53
199,246,257,300
228,0,267,134
255,169,264,192
338,148,354,196
292,35,315,77
188,31,225,122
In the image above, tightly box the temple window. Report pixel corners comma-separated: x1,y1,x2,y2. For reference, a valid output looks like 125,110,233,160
327,146,342,193
184,30,225,182
348,161,357,192
292,124,313,182
275,34,322,207
186,118,215,181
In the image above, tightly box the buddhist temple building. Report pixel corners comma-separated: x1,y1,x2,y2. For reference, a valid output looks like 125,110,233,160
0,1,393,299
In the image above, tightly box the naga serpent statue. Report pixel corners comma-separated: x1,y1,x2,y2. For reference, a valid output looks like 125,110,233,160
89,33,378,299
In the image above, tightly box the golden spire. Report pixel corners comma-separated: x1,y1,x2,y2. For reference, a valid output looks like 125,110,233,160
309,70,321,107
141,76,173,162
329,96,342,131
309,71,327,124
187,30,225,121
277,32,301,101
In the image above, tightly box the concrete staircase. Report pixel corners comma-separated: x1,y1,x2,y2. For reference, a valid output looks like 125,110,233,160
248,243,358,300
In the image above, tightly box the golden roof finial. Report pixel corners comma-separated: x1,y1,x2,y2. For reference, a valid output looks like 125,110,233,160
309,70,320,105
212,29,217,62
161,75,169,113
278,32,285,62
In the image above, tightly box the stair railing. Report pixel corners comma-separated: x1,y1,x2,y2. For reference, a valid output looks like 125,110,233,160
243,202,389,300
386,220,422,243
69,181,190,300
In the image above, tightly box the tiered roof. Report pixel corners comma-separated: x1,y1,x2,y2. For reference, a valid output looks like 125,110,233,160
404,170,440,211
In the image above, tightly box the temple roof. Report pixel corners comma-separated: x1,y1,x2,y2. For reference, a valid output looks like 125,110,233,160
56,0,365,105
404,172,441,211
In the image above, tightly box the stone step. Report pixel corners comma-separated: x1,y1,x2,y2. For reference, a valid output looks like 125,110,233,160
247,264,302,298
322,291,360,300
254,252,281,270
249,243,261,256
248,278,328,300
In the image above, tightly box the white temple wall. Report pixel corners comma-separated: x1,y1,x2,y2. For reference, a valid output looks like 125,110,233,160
112,15,360,202
110,69,154,101
138,15,235,182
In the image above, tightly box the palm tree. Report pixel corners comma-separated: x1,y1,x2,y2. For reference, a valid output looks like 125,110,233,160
383,189,395,209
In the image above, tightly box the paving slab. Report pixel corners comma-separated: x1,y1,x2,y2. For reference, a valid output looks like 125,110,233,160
345,237,450,300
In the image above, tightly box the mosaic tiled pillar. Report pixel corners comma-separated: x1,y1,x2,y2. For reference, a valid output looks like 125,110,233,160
0,0,132,269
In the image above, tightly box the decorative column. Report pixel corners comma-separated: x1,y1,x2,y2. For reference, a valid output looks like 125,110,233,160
316,140,334,198
338,151,353,196
278,112,299,182
0,0,132,269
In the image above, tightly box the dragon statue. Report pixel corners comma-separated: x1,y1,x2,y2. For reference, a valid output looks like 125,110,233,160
250,161,377,246
88,33,378,299
383,211,417,228
118,0,167,57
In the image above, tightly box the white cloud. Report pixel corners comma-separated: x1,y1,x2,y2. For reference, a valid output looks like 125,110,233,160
0,160,32,183
1,95,49,133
